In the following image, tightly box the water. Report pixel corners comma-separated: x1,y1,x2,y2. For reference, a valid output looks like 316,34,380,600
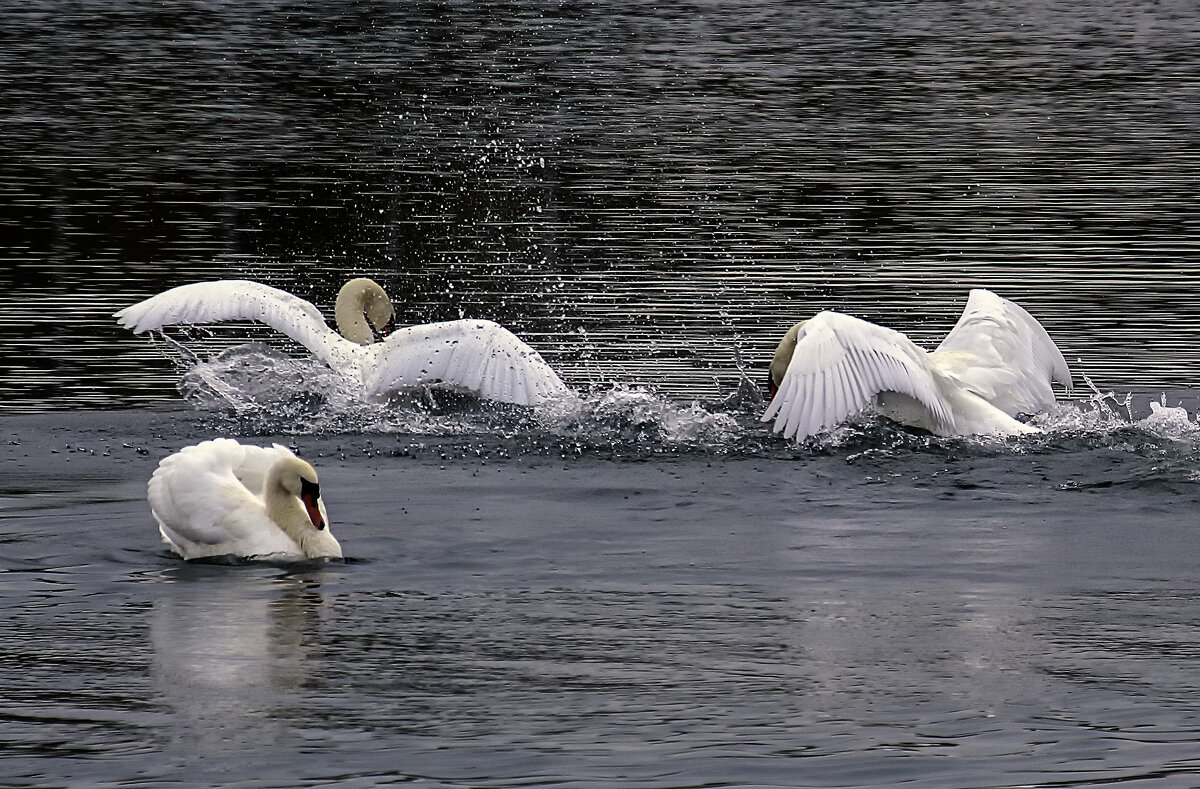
3,0,1200,408
4,0,1200,786
5,401,1200,787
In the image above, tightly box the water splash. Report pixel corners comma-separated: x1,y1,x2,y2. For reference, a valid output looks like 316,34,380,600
174,343,741,452
1138,398,1199,437
1027,373,1200,446
169,342,1200,470
536,384,741,452
178,343,382,433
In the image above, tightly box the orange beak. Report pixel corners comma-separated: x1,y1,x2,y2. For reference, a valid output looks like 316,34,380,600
301,493,325,530
299,478,326,530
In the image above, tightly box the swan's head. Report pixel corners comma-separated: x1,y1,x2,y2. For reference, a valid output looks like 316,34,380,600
767,321,807,399
336,277,396,345
274,457,328,531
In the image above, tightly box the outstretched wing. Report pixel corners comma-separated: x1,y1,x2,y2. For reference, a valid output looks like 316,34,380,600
933,289,1071,416
365,319,570,406
115,280,349,370
761,311,954,441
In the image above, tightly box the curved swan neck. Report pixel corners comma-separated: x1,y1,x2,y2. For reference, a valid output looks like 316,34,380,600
264,459,342,558
770,321,807,387
335,278,395,345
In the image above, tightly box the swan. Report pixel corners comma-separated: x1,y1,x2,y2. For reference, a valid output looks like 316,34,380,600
115,278,570,406
149,438,342,561
762,289,1072,441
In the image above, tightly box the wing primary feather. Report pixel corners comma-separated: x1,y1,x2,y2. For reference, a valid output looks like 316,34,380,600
518,359,540,406
797,374,819,439
494,355,515,404
787,374,806,436
477,339,501,399
761,394,781,423
831,356,856,425
502,356,521,404
814,371,833,435
837,348,860,409
116,280,349,371
776,376,800,438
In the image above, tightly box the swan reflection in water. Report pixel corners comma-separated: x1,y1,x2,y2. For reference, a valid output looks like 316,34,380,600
150,569,328,747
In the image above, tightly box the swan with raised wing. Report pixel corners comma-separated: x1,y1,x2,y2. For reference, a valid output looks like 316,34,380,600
116,278,570,406
763,289,1072,441
149,438,342,561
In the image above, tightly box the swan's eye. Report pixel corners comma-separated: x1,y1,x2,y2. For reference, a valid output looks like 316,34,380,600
300,477,320,500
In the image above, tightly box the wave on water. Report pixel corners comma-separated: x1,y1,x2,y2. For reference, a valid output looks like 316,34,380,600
171,342,1200,469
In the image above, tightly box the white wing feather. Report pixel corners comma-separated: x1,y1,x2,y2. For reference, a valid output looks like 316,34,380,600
117,282,569,406
933,289,1071,416
114,280,352,371
148,438,301,559
364,319,570,406
762,311,955,441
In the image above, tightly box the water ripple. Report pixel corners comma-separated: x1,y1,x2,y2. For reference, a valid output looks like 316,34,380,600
2,1,1200,409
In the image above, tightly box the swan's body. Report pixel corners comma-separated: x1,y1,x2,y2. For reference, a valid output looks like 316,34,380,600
116,278,570,406
149,438,342,561
763,289,1071,441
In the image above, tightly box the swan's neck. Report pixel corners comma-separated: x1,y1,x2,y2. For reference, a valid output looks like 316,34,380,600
770,321,807,387
264,480,342,559
335,278,393,345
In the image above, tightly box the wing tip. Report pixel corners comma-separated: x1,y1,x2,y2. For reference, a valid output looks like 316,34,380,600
113,305,138,331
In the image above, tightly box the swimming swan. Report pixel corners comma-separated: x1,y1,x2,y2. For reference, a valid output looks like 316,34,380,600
116,278,570,406
763,289,1072,441
149,438,342,561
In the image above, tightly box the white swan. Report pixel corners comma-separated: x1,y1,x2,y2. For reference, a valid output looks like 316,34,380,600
116,278,570,406
149,438,342,561
763,289,1072,441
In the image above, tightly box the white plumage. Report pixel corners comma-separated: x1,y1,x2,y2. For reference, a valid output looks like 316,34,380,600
762,289,1072,441
115,279,570,406
149,438,342,561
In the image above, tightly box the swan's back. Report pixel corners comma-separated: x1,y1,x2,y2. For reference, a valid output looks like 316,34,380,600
149,438,304,560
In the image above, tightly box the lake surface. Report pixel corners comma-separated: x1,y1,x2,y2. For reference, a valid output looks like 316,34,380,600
2,0,1200,408
3,0,1200,786
5,402,1200,788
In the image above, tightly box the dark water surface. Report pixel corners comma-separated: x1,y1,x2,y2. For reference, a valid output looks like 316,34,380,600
4,2,1200,787
4,405,1200,787
2,0,1200,408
